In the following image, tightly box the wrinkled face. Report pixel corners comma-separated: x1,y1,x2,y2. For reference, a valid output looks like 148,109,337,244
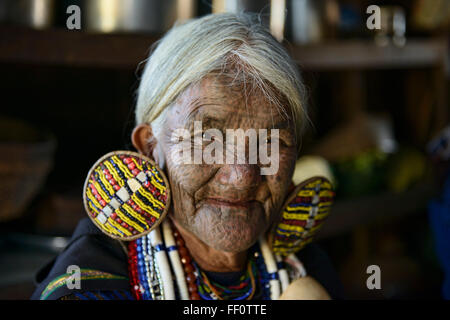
158,77,298,253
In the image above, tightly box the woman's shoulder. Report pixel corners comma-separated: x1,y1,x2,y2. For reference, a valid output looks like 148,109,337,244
31,218,131,300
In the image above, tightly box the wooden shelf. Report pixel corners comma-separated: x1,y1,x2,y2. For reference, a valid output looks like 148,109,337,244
317,179,438,239
288,38,448,70
0,26,447,70
0,26,160,69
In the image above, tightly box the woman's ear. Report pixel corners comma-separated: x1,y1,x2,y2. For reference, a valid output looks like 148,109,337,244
132,124,156,158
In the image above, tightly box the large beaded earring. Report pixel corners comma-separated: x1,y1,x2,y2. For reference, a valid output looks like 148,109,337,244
82,150,171,241
268,176,335,257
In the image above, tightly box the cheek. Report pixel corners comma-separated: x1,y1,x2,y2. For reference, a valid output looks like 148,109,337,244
279,151,296,180
164,150,218,222
165,162,217,195
162,137,217,194
266,151,296,204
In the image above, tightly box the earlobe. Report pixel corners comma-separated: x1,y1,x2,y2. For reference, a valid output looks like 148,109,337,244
132,124,155,157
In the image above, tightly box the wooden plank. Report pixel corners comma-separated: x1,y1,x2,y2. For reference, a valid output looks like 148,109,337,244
0,26,160,69
288,38,448,70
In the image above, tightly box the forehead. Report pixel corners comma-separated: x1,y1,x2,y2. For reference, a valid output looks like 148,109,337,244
168,77,292,129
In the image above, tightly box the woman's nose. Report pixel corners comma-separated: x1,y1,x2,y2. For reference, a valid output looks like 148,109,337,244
216,164,262,189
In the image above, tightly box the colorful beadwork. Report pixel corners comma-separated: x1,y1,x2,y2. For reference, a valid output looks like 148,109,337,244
40,269,128,300
83,151,170,240
128,234,164,300
172,225,201,300
270,176,335,257
194,258,257,300
127,223,284,300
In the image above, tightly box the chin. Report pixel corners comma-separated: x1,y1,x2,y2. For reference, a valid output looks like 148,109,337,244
193,203,267,253
206,228,260,253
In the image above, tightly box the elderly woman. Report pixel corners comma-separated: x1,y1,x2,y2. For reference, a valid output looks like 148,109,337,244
31,13,342,300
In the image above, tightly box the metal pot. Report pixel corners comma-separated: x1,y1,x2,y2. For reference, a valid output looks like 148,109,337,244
212,0,271,18
82,0,175,34
7,0,56,29
290,0,339,44
212,0,282,40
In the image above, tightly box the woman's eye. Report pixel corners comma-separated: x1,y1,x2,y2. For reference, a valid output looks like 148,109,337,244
191,132,213,147
264,136,292,147
202,132,214,141
202,131,218,142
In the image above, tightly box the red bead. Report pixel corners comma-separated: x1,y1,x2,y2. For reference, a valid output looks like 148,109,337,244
132,169,140,176
178,247,188,257
99,200,106,207
111,213,117,219
188,283,197,293
184,264,194,274
175,238,185,247
105,174,112,180
114,185,121,191
128,162,136,170
191,293,201,300
109,179,116,185
185,273,196,284
117,218,122,224
181,256,191,264
124,158,132,164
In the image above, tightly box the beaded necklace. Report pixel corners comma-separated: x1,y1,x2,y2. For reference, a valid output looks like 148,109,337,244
128,220,303,300
194,252,258,300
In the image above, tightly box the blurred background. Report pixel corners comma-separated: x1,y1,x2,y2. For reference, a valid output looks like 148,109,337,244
0,0,449,299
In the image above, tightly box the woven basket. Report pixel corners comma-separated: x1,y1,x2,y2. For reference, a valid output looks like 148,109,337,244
0,117,56,222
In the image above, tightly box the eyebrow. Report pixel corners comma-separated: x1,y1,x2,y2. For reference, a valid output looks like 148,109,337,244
185,104,225,127
184,100,221,120
271,120,291,130
183,101,294,131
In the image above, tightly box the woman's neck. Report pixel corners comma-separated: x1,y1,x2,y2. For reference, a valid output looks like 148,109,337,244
172,219,248,273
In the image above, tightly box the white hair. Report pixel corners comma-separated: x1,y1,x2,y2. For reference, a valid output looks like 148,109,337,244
135,12,307,150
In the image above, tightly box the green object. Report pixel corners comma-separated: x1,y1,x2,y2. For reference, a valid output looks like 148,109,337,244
332,149,388,198
386,148,426,193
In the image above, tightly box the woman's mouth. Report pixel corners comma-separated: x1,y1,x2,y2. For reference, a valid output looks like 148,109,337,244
200,197,258,209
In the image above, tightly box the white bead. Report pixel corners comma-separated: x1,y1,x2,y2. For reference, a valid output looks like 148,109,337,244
96,213,107,224
116,187,130,202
